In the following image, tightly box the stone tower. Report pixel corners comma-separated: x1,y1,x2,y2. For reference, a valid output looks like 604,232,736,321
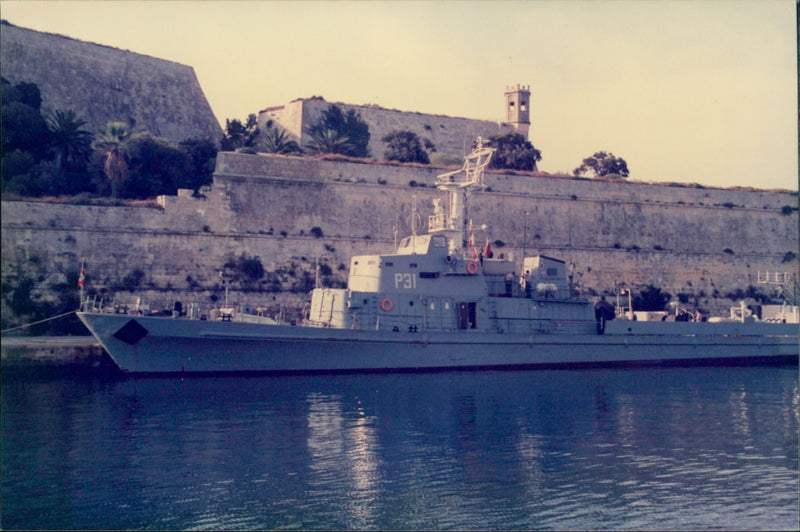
504,84,531,138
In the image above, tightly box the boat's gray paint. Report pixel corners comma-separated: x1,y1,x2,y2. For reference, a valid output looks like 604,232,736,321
77,312,798,374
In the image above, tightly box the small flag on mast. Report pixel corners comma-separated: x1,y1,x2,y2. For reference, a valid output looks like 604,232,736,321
77,264,85,288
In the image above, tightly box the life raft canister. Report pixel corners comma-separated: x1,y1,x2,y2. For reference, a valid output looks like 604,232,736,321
466,261,479,275
380,298,393,312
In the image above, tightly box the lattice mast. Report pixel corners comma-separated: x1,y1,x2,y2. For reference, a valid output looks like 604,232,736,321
428,138,495,254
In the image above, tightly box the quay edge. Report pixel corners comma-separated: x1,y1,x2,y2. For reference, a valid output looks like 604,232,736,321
1,336,120,376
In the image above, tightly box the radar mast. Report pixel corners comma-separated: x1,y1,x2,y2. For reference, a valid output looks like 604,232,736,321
428,137,495,254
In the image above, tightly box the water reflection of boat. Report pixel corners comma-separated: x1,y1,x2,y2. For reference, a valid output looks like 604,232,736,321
78,139,798,375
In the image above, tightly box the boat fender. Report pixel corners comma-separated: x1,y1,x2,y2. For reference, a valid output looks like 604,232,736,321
466,261,479,275
380,298,393,312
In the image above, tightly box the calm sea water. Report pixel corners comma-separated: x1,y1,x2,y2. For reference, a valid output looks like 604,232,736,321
2,365,798,531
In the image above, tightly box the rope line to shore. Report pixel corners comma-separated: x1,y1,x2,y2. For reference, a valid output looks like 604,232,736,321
1,310,78,335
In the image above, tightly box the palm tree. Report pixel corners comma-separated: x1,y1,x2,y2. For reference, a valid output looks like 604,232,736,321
259,126,302,155
93,122,130,199
306,128,353,156
47,109,93,174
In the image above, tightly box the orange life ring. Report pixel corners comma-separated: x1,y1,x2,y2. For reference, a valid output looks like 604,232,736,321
466,261,479,275
380,298,393,312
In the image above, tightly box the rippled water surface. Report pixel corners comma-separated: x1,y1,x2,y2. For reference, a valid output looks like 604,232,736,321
2,366,798,530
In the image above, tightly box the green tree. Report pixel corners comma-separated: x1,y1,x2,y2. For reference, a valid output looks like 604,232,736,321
123,133,193,198
259,126,302,154
306,127,354,156
1,150,36,183
305,105,370,158
8,80,42,110
1,101,50,159
1,79,53,194
93,122,131,199
179,138,218,191
574,151,629,178
483,132,541,171
1,79,48,155
382,130,433,164
221,114,259,151
47,109,93,176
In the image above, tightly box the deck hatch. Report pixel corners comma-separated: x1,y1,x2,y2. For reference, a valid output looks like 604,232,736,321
113,319,149,345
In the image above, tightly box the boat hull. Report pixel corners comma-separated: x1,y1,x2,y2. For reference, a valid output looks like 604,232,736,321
78,312,798,375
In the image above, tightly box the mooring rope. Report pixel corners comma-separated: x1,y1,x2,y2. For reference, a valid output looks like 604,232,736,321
0,310,78,335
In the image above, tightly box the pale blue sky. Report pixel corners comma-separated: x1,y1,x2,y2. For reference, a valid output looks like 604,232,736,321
1,0,796,190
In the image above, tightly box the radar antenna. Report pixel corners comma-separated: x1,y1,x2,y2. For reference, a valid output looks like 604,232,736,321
428,137,495,253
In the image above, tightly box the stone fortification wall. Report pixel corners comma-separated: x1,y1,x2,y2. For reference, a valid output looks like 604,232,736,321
0,23,222,142
2,153,797,320
259,98,515,160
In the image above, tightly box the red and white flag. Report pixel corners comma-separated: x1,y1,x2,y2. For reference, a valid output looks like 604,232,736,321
77,266,86,288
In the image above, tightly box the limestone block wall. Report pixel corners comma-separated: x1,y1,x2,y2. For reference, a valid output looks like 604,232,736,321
259,98,515,160
2,152,797,321
0,23,222,142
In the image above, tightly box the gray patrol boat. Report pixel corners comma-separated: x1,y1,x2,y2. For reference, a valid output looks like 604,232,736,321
78,140,798,374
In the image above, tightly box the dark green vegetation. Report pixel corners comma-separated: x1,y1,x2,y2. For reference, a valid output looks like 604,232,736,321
482,132,542,171
632,285,672,311
220,114,260,152
1,78,218,200
4,77,633,201
574,151,630,178
305,104,371,158
1,249,87,335
382,130,435,164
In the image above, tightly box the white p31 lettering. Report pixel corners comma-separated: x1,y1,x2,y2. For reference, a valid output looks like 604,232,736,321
394,273,417,289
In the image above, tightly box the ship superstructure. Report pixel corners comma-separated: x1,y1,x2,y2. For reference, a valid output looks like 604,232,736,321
307,138,596,335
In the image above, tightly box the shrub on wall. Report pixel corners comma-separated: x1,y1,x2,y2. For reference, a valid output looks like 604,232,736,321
116,269,145,291
224,253,265,289
633,285,671,312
